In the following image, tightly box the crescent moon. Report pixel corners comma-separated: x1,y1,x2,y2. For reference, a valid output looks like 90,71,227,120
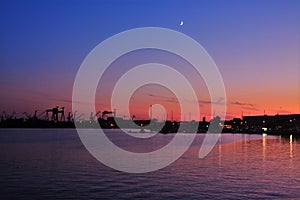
180,21,184,26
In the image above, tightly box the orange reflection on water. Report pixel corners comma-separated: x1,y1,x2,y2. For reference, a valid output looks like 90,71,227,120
290,134,293,159
262,133,267,160
204,134,298,175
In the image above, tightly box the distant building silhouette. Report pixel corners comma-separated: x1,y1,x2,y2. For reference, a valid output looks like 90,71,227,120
243,114,300,133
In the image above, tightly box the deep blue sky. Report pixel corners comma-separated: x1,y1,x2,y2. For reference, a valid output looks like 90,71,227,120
0,0,299,118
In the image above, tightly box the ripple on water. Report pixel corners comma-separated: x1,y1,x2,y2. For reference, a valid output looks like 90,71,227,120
0,129,299,199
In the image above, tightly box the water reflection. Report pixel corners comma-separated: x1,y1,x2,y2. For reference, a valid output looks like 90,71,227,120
1,130,300,199
215,133,299,172
262,133,267,160
218,136,222,167
289,134,292,157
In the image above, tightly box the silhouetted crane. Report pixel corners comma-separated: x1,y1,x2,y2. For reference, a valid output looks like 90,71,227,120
58,107,65,121
11,112,16,119
102,109,116,120
90,111,101,122
37,111,46,120
23,112,31,121
46,106,65,122
95,111,101,118
2,111,9,120
33,110,38,119
2,111,16,120
67,112,73,122
75,113,84,122
72,111,85,122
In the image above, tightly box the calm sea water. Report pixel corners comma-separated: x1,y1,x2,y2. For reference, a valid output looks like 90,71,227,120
0,129,299,199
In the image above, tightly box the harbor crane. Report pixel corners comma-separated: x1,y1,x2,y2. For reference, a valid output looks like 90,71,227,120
102,109,116,120
46,106,65,122
67,112,73,122
36,111,46,120
23,110,46,121
72,111,84,122
90,111,101,122
3,111,16,120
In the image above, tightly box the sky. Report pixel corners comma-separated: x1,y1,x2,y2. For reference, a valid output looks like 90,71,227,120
0,0,299,120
